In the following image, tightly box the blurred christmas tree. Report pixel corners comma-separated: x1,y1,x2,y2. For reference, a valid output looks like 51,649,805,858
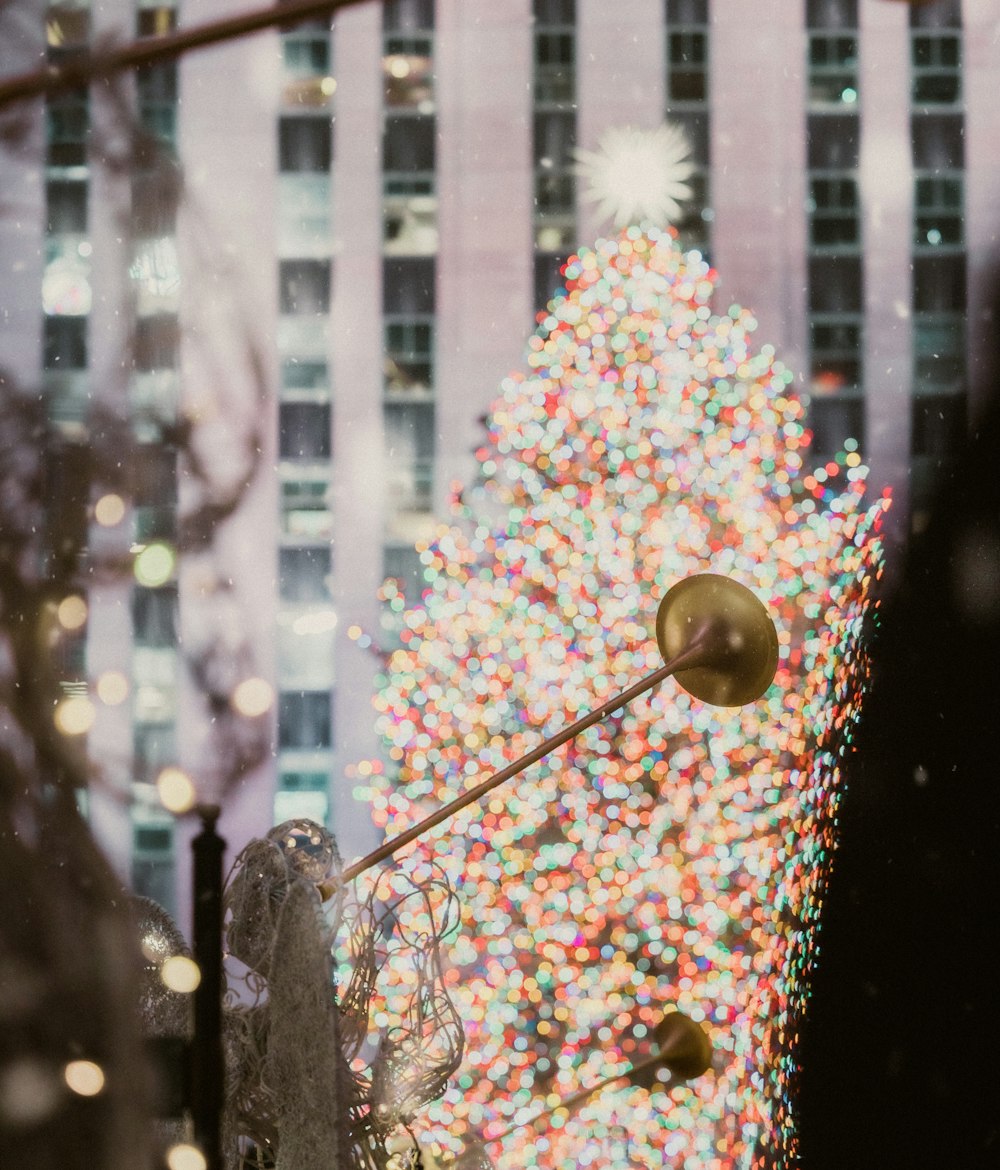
362,131,886,1169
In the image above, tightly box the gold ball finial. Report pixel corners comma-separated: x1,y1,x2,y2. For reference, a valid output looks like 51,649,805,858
653,1011,713,1080
655,574,779,707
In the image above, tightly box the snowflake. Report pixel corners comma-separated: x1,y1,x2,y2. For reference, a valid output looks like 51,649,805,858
574,122,695,228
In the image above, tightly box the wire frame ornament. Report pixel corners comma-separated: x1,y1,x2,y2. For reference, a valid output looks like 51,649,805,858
218,819,465,1170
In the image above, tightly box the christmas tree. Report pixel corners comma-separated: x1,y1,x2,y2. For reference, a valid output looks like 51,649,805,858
359,137,886,1168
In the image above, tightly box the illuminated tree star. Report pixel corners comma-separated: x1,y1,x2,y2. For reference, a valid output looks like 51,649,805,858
574,122,695,227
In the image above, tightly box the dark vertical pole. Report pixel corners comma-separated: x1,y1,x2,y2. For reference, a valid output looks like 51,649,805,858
191,804,225,1170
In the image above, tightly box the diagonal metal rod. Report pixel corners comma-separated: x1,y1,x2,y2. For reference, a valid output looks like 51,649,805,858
0,0,367,109
338,640,708,886
486,1047,669,1145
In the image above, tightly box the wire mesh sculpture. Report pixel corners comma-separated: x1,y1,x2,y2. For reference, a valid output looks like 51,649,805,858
138,818,466,1170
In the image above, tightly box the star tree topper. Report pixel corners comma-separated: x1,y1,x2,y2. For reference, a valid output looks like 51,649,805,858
574,122,695,228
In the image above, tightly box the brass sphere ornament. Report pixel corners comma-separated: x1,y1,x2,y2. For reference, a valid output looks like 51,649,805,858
655,573,779,707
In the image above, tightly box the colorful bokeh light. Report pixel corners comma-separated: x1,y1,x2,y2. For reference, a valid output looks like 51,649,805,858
363,225,886,1168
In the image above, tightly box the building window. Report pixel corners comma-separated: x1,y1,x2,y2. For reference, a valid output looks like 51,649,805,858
279,690,332,750
810,317,862,394
282,29,330,76
279,402,332,460
281,480,333,540
808,34,858,105
808,176,859,248
279,546,332,603
383,258,435,315
134,314,179,371
534,111,576,216
136,63,177,145
383,35,434,108
534,32,575,103
808,396,864,458
133,724,176,786
913,255,965,312
808,257,862,313
279,260,331,314
912,33,961,105
913,317,965,390
137,7,177,38
913,175,963,249
46,5,91,47
383,114,436,182
279,116,332,172
46,180,87,233
383,543,423,601
911,114,964,170
911,392,964,458
807,115,859,170
282,359,328,392
132,172,178,238
806,0,858,27
385,400,435,511
666,0,707,22
133,586,178,649
384,0,435,32
132,821,175,912
384,318,434,394
667,30,707,103
134,444,177,540
274,788,329,826
533,109,576,172
534,253,567,310
43,316,87,369
46,88,89,167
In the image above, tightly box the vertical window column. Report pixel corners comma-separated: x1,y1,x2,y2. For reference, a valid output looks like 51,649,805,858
532,0,577,313
665,0,711,255
275,12,337,823
909,1,966,477
804,0,864,459
42,3,92,424
381,0,437,610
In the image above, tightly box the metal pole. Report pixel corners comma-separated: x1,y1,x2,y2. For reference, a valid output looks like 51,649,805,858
487,1047,669,1145
338,640,709,886
191,804,225,1170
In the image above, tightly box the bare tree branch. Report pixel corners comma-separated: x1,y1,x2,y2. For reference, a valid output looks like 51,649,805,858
0,0,369,109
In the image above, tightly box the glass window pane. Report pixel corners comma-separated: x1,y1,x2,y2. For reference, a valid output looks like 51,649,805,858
279,117,332,172
134,314,179,371
911,393,965,457
43,316,87,369
384,0,435,32
279,546,332,602
384,114,436,173
280,402,332,460
807,115,859,169
278,690,332,749
383,258,435,314
46,181,88,233
808,395,864,456
808,257,862,313
279,260,331,314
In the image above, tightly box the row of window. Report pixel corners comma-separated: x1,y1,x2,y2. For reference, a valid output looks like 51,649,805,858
806,173,964,252
131,687,334,754
806,31,961,107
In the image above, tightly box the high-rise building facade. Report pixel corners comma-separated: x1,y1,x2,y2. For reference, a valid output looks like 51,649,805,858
2,0,998,927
